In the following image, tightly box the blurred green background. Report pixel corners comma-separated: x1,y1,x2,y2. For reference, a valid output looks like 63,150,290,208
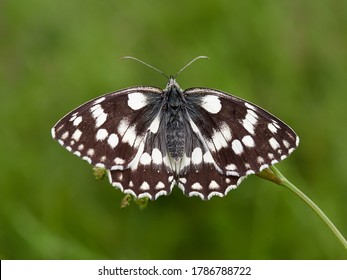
1,0,346,259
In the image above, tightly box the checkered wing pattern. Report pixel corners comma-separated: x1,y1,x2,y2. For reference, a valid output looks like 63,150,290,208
52,79,299,200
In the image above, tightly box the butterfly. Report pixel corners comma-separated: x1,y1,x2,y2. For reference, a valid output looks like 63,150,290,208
51,56,299,200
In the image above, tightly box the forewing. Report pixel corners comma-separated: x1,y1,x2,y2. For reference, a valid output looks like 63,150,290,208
52,86,162,169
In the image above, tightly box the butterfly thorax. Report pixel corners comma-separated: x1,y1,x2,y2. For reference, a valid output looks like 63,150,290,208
164,78,186,162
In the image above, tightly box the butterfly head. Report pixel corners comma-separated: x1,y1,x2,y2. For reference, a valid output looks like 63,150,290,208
165,76,182,91
163,76,186,110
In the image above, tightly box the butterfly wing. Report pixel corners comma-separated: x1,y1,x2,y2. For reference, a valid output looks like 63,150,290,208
177,87,299,199
52,86,176,199
52,83,299,201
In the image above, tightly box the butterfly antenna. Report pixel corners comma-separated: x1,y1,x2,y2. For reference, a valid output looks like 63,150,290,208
174,56,209,79
121,56,170,79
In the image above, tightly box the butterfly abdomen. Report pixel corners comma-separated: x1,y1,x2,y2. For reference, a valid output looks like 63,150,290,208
164,84,187,161
166,112,185,161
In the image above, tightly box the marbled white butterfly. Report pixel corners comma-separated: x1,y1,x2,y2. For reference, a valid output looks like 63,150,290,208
51,57,299,200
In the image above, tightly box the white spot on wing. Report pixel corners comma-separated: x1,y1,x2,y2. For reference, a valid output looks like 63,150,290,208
225,184,237,194
180,154,191,171
82,156,92,164
220,122,232,141
148,114,161,133
138,192,152,200
209,180,220,190
257,156,264,164
90,104,101,115
69,113,77,122
107,133,119,148
91,104,107,128
207,192,223,199
189,191,204,199
241,119,255,134
128,141,145,170
117,118,129,135
191,182,203,190
61,131,69,140
212,129,228,151
127,92,147,110
114,157,125,164
155,181,165,190
93,97,105,104
283,139,290,148
73,116,82,126
73,151,81,157
71,129,82,141
242,135,255,147
245,102,256,110
295,136,300,147
51,127,56,138
151,148,163,165
203,151,214,164
96,128,108,141
179,178,187,184
55,124,64,133
226,170,239,176
226,163,237,170
245,109,258,125
95,163,105,168
260,164,269,171
155,190,167,199
268,123,278,133
246,170,255,175
201,95,222,114
269,137,280,150
95,112,107,128
140,181,150,190
140,152,152,165
232,139,244,155
87,149,95,156
191,147,203,165
122,125,137,146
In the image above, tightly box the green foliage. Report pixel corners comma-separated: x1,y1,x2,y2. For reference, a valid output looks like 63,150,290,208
1,0,346,259
92,167,106,181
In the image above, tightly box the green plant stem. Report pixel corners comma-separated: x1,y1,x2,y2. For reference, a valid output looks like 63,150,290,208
270,166,347,250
